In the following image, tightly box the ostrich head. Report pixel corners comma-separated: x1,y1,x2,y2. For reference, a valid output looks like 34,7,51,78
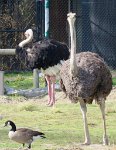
16,29,33,69
18,29,33,48
67,12,78,77
67,12,76,26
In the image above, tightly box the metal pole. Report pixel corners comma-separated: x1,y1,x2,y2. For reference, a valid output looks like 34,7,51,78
0,49,16,55
45,0,49,37
33,0,44,89
0,71,4,95
44,0,49,87
0,49,16,95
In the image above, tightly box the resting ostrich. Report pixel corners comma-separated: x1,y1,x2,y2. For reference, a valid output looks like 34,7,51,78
60,13,112,145
16,29,69,106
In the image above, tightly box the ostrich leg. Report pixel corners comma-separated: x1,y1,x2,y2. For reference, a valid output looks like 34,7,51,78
45,75,56,106
99,99,109,145
49,76,56,106
79,99,91,145
45,76,52,105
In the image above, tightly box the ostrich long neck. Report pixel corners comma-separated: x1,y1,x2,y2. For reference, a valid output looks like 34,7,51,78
19,34,33,48
70,22,76,58
68,18,78,77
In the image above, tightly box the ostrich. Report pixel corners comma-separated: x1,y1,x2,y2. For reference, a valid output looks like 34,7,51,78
60,13,112,145
16,29,69,106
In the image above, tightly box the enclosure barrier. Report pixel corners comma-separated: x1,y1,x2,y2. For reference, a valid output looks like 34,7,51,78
0,49,16,95
33,69,39,89
0,71,4,95
0,49,39,95
0,49,16,55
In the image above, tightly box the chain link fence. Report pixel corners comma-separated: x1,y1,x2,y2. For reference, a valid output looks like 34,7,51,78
49,0,68,44
70,0,116,69
0,0,39,70
0,0,116,70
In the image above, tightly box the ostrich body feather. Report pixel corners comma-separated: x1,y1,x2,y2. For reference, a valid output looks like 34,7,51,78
16,39,69,75
60,52,112,104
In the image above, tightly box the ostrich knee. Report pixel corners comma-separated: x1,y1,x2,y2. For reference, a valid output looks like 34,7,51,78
79,99,91,145
99,99,109,145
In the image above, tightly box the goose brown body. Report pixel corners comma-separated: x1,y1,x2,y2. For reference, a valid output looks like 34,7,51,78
5,120,45,149
9,128,45,144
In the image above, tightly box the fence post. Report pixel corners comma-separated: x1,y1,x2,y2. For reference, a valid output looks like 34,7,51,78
33,0,44,89
44,0,49,87
45,0,49,37
33,69,39,88
0,49,16,95
0,71,4,95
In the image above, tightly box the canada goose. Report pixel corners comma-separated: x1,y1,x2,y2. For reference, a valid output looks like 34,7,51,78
4,120,46,149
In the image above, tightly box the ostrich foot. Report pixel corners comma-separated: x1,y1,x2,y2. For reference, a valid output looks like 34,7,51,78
46,97,52,105
103,135,109,145
47,103,53,107
47,101,54,107
46,100,51,105
82,142,91,145
81,140,91,145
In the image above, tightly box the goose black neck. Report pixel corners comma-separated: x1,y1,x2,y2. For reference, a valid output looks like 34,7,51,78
10,121,16,132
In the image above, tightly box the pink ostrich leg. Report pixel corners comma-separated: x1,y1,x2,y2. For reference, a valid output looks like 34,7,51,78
45,75,56,106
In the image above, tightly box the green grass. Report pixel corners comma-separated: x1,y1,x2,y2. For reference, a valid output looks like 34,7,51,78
112,78,116,86
4,71,116,90
0,95,116,150
0,71,116,149
111,70,116,86
4,71,45,89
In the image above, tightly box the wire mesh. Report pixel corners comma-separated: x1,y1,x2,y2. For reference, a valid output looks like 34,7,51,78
0,0,116,70
49,0,68,44
0,0,40,71
71,0,116,69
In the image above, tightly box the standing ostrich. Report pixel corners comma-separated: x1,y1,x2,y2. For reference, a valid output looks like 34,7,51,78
60,13,112,145
16,29,69,106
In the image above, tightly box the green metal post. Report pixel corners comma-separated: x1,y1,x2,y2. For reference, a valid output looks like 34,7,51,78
45,0,49,38
44,0,49,87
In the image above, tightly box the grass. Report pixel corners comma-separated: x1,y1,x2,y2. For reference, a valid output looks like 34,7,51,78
0,93,116,150
4,71,45,89
0,71,115,149
4,71,116,90
112,78,116,86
